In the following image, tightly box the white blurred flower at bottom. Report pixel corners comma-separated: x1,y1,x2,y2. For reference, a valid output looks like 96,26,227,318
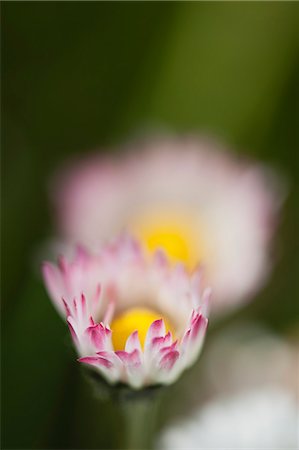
157,325,298,449
158,385,298,449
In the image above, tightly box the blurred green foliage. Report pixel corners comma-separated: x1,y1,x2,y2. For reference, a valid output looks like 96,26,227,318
2,3,299,449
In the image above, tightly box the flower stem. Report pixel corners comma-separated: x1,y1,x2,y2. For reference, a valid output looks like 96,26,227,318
84,370,163,449
120,390,161,450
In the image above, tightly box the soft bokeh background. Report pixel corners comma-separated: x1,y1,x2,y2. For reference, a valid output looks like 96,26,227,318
2,3,299,449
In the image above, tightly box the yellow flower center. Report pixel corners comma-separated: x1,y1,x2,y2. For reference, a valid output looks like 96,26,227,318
111,307,174,351
131,209,206,269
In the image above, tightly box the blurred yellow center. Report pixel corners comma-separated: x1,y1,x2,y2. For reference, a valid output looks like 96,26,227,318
111,307,174,351
131,210,206,269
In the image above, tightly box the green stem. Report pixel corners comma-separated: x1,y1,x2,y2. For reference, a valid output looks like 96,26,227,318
84,369,163,449
120,391,161,450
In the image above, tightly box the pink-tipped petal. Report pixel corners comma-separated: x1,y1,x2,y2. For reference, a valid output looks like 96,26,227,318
190,314,208,341
151,331,172,353
67,317,78,343
181,329,191,351
159,340,178,355
125,330,142,353
115,349,141,367
78,356,113,369
62,298,71,317
80,293,86,315
72,298,78,316
144,319,167,358
146,319,165,342
159,350,180,371
85,323,111,351
89,316,95,326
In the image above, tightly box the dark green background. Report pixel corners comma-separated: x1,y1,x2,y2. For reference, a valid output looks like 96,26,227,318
2,3,299,449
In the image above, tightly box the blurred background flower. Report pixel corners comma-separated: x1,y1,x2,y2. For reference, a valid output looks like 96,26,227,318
2,3,298,449
51,136,285,314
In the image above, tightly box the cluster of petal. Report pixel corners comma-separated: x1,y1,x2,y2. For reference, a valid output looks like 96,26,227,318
51,136,285,314
43,236,210,389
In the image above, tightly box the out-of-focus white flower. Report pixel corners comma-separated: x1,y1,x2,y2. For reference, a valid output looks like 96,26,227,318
158,386,298,449
202,324,298,394
52,136,285,314
42,236,210,389
158,325,299,449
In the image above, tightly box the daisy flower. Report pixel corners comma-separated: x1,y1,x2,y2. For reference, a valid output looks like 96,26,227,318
51,136,284,314
42,236,210,389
